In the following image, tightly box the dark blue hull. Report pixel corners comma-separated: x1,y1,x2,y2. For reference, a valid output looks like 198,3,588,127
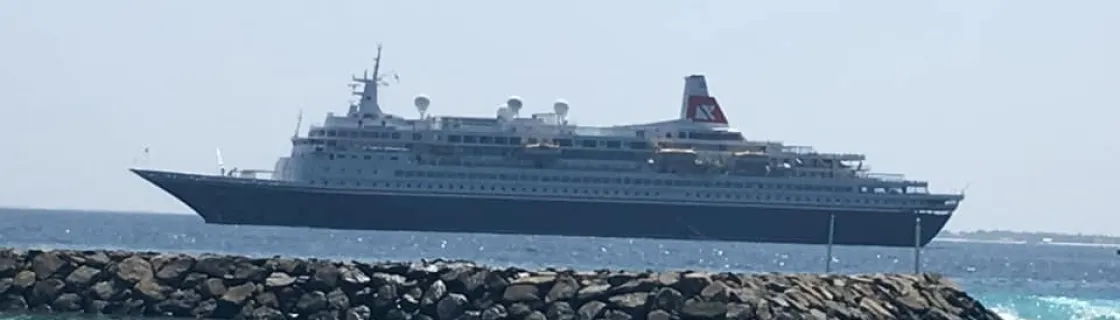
131,169,951,248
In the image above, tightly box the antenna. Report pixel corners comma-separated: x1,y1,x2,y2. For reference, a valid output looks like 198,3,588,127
372,43,382,84
215,147,226,176
292,109,303,139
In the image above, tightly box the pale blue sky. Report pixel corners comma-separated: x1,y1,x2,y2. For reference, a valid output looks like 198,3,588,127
1,1,1116,234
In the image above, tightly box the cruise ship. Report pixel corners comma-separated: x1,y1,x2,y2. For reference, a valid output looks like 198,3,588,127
131,45,964,248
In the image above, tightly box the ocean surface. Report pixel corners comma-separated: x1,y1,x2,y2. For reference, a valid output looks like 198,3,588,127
1,208,1119,319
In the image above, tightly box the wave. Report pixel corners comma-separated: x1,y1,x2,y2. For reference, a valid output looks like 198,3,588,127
981,293,1120,320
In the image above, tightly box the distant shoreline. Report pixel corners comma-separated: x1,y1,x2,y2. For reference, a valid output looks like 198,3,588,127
938,230,1120,247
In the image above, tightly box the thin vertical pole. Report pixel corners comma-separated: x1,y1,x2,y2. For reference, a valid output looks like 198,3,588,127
826,213,835,273
913,215,922,274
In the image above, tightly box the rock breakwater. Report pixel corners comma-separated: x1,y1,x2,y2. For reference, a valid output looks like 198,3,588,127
0,248,1001,319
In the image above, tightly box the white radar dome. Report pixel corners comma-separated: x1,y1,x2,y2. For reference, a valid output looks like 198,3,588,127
414,95,431,111
506,96,523,115
553,99,570,117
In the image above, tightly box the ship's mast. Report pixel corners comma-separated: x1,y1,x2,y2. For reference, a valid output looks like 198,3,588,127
353,43,394,118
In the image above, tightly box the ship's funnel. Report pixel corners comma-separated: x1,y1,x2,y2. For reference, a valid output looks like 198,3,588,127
679,75,727,125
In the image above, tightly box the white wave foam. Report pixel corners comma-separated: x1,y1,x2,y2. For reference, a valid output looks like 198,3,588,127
991,307,1030,320
1037,296,1120,320
983,294,1120,320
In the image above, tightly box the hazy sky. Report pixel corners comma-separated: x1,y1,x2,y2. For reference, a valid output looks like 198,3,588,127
1,1,1117,235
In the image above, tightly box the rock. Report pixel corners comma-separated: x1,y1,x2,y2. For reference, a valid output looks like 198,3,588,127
400,287,422,311
12,270,35,290
31,251,68,280
546,301,576,320
194,256,233,278
232,262,267,282
655,272,680,287
481,304,508,320
251,306,285,319
220,283,255,305
88,280,119,300
513,274,556,286
114,256,153,283
200,278,227,298
450,267,488,294
507,302,533,318
372,283,399,310
726,303,754,320
155,289,202,316
83,251,111,268
346,305,372,320
676,272,712,296
483,270,509,292
135,278,170,301
546,275,580,303
326,287,349,310
652,287,684,312
255,291,279,309
608,292,649,313
0,256,21,277
0,248,1003,320
266,272,296,288
524,310,547,320
681,298,727,318
65,265,101,289
422,279,448,309
192,299,218,317
156,256,194,283
0,278,12,295
30,278,65,305
51,293,83,312
296,291,328,313
437,293,469,320
502,283,540,302
340,265,370,286
577,300,607,320
1,294,28,311
700,281,732,302
576,283,611,301
309,264,340,290
611,278,658,295
647,309,672,320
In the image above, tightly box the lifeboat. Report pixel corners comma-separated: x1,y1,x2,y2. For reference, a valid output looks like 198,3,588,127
522,143,562,156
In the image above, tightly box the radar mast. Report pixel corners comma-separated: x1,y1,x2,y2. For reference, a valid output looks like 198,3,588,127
352,43,399,118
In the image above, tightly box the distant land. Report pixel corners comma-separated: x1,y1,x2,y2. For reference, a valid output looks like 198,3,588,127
940,229,1120,246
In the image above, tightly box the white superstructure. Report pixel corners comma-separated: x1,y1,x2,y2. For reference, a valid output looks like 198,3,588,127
234,44,962,215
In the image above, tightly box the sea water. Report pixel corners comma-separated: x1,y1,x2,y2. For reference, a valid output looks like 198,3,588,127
1,208,1118,320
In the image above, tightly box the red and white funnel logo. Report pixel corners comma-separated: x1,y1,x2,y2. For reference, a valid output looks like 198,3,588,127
685,95,727,124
